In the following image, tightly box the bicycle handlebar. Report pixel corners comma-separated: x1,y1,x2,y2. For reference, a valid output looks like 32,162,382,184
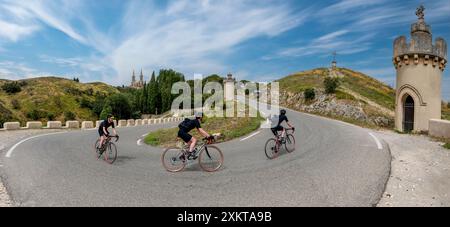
107,135,119,142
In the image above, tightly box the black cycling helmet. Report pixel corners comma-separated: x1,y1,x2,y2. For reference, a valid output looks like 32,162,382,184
280,109,286,115
107,114,114,119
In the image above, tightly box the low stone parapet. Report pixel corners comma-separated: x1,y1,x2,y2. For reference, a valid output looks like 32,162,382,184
127,119,135,127
26,121,42,129
429,119,450,139
118,120,127,127
47,121,62,129
81,121,94,129
4,122,20,130
65,121,79,129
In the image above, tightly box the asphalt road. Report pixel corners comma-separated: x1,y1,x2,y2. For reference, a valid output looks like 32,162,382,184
0,111,391,207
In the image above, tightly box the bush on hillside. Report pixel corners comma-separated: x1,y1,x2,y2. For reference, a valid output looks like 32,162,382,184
304,88,316,101
64,111,76,121
2,82,21,94
27,109,44,120
47,112,56,121
324,77,340,94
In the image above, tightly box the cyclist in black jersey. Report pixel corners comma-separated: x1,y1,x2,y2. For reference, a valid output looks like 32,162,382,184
271,109,295,138
178,112,212,156
97,114,118,149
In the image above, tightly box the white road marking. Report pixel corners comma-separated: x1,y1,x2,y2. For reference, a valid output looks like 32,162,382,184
5,132,66,158
137,139,143,146
240,130,261,141
369,132,383,150
142,133,149,137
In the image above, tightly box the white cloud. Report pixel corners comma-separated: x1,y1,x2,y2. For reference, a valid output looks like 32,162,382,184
107,0,308,85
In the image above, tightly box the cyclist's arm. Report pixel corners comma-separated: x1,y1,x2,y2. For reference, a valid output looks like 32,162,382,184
197,128,210,138
112,128,117,136
286,121,294,129
103,126,108,135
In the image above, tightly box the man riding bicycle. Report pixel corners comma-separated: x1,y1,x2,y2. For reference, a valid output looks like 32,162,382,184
178,112,212,159
97,114,118,150
271,109,295,140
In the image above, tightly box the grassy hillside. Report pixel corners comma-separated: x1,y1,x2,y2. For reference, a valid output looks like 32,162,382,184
278,67,395,110
0,77,119,126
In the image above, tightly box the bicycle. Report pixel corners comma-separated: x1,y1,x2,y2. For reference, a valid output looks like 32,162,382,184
161,136,224,172
94,135,119,164
264,128,295,159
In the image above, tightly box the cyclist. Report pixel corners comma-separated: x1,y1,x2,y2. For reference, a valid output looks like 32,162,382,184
270,109,295,141
97,114,117,150
178,112,212,159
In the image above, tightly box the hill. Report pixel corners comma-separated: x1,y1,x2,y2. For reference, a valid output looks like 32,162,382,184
277,67,396,128
0,77,119,126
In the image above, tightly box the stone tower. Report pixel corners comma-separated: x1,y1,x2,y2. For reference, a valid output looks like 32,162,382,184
393,5,447,132
224,73,236,102
139,69,144,85
131,70,136,85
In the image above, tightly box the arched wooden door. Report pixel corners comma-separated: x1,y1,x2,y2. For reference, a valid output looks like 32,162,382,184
403,95,414,132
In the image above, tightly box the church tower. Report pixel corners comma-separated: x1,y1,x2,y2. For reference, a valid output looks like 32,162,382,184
393,5,447,132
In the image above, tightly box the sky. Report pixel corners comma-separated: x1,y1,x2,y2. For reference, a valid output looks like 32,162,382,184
0,0,449,99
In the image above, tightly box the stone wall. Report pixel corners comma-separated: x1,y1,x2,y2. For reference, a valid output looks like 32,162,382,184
429,119,450,139
0,117,186,131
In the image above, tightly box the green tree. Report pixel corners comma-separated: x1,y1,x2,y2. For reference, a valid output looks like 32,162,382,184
105,93,133,119
100,105,112,120
324,77,340,94
148,71,158,114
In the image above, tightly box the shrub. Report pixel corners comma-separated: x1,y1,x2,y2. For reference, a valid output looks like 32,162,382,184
27,109,44,120
100,105,112,120
447,102,450,109
11,99,21,109
64,111,76,121
47,112,55,121
324,77,340,94
2,82,21,94
304,88,316,101
80,97,93,109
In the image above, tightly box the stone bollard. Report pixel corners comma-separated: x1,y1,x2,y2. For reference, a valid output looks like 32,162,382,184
4,122,21,130
127,119,135,127
81,121,94,129
47,121,62,129
143,119,148,125
26,121,42,129
135,119,142,126
65,121,80,129
118,120,127,127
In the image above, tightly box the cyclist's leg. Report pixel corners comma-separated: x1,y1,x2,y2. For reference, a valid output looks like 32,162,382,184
178,130,193,152
271,127,278,136
189,137,197,153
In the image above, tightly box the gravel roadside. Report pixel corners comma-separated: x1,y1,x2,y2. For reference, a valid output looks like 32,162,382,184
376,130,450,207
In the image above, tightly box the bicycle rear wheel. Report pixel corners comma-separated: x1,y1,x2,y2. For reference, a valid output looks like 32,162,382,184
104,143,118,164
284,134,296,153
198,146,223,172
162,147,186,172
265,138,279,159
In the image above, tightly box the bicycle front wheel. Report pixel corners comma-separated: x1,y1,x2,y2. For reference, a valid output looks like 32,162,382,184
198,146,223,172
284,134,296,153
104,143,118,164
162,147,186,172
265,138,279,159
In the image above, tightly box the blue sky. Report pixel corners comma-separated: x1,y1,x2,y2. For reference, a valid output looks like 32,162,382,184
0,0,449,99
